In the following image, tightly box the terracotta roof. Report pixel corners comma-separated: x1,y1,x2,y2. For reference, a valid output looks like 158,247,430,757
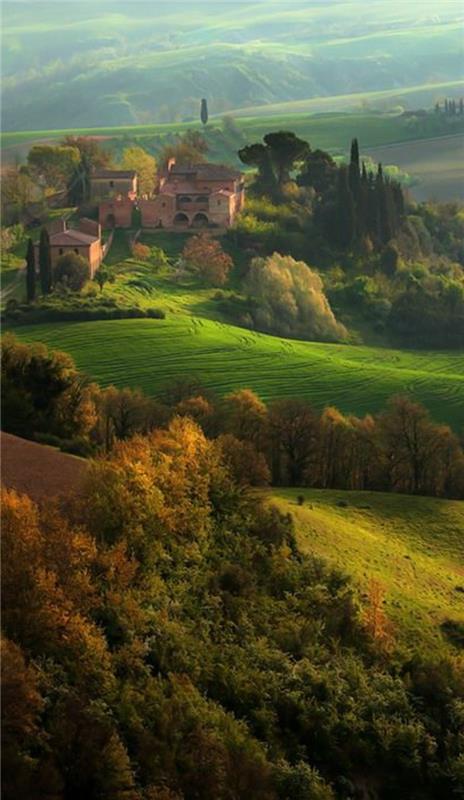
91,170,137,179
167,163,241,180
1,432,88,504
48,229,99,246
159,183,209,195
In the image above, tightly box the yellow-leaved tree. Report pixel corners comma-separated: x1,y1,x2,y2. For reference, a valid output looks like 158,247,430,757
121,145,157,196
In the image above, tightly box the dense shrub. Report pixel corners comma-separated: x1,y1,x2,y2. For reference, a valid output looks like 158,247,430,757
53,252,90,292
33,432,95,457
4,302,165,324
244,252,347,341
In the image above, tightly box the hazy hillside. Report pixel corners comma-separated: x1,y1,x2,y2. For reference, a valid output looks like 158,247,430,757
2,0,463,130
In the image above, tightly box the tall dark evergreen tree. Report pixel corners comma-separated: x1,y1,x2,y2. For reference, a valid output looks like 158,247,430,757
375,164,385,243
460,98,464,115
25,237,36,303
445,98,449,114
38,227,52,295
335,166,356,248
382,179,396,243
434,101,440,114
357,161,369,237
200,98,209,126
348,138,360,197
365,169,377,240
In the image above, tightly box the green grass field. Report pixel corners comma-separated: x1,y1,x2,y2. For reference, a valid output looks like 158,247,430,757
231,80,464,119
272,488,464,655
3,107,464,152
12,316,464,429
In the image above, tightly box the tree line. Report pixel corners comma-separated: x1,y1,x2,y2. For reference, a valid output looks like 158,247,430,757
435,97,464,115
238,133,406,253
2,334,463,499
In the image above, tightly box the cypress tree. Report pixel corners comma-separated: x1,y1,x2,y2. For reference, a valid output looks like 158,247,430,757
434,101,440,114
357,161,369,236
39,227,52,295
200,98,209,126
445,98,449,115
460,98,464,115
335,165,356,248
383,179,396,241
366,169,377,240
392,181,405,222
25,237,36,303
348,137,360,198
375,164,385,243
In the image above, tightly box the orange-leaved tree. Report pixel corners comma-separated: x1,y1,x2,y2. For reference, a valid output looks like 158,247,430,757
182,234,233,286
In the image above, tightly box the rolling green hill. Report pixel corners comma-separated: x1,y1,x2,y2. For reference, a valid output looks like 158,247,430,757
2,1,463,131
12,316,464,430
272,488,464,655
4,108,464,154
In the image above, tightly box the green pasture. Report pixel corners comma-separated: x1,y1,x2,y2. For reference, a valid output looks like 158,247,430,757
231,80,464,119
3,105,464,158
272,488,464,655
12,315,464,429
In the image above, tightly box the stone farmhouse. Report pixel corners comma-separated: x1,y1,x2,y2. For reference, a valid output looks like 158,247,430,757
90,170,138,202
35,218,103,277
96,159,245,231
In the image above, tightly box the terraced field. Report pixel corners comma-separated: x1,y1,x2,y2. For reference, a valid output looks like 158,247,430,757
13,316,464,429
272,488,464,655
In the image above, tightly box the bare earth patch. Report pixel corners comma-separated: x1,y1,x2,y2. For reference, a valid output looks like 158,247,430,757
1,432,87,504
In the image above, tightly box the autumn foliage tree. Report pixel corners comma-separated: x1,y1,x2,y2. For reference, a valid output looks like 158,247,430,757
244,253,347,341
131,242,151,263
182,233,233,286
121,145,157,196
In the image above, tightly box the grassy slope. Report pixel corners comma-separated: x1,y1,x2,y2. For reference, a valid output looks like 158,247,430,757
12,316,464,429
231,80,464,119
3,109,464,153
10,232,464,429
272,488,464,655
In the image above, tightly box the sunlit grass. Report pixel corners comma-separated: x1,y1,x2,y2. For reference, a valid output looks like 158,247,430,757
272,488,464,655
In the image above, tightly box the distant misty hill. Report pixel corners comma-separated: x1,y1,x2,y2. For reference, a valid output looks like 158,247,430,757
2,0,463,131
